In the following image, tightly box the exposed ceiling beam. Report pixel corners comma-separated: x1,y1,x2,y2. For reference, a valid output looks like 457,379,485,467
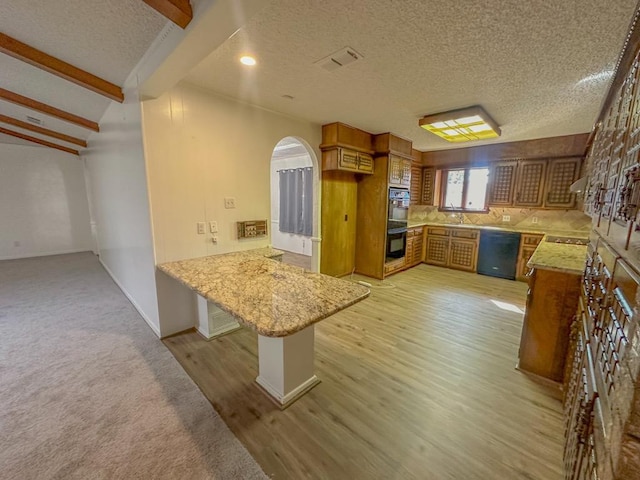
0,33,124,102
0,125,79,156
0,114,87,147
0,88,99,132
142,0,193,28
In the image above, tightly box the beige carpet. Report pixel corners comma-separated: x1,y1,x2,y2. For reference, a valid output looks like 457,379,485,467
0,252,267,480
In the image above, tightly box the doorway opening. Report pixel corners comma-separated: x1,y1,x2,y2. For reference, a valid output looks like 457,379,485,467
270,137,320,272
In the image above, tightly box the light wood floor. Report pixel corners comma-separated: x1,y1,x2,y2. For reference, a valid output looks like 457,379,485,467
163,264,564,480
281,250,312,270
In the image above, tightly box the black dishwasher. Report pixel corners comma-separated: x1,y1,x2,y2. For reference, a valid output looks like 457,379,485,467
477,231,521,280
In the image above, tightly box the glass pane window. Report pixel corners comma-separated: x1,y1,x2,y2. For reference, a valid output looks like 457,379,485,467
444,169,465,208
465,168,489,210
440,167,489,212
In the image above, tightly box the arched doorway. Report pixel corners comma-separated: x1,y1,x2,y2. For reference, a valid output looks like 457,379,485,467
269,137,320,272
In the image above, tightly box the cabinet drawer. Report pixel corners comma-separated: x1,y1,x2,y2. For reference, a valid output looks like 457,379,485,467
451,228,479,240
384,258,406,275
427,227,449,236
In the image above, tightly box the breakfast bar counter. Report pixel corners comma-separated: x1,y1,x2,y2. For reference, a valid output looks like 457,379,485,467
157,247,370,406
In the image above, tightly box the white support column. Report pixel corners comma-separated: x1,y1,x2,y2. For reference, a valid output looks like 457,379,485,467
196,295,241,340
256,325,320,408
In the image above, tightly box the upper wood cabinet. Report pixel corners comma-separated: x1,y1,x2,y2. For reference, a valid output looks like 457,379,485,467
515,159,547,206
544,157,581,208
487,158,582,209
487,161,517,205
322,147,374,175
410,164,422,205
388,154,411,187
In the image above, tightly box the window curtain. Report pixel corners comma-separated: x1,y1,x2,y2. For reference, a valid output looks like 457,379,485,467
279,167,312,236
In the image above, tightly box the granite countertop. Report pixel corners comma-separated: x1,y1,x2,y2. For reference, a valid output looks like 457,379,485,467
157,248,370,337
407,220,589,238
527,241,588,275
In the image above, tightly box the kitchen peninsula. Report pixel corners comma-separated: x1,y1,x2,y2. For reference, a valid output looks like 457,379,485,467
158,248,370,407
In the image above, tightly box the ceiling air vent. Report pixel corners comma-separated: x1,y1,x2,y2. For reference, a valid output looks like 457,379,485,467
25,115,43,126
315,47,363,72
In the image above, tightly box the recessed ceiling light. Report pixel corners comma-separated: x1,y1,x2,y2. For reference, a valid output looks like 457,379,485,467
240,55,256,66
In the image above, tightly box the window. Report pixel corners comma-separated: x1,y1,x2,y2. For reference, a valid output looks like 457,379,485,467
440,167,489,211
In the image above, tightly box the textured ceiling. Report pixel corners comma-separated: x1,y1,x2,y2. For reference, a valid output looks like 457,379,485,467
185,0,639,151
0,0,168,148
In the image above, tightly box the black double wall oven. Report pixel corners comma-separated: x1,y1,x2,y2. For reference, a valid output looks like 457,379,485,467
386,188,410,262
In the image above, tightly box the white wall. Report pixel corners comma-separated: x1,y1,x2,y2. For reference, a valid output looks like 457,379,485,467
83,91,162,336
270,153,313,256
0,143,93,260
142,83,322,264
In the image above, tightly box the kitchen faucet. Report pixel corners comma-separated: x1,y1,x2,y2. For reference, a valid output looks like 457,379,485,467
450,204,464,224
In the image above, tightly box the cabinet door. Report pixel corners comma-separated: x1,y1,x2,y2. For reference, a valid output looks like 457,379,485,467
357,152,374,174
410,164,422,205
338,149,359,171
515,159,547,207
388,155,403,186
421,167,435,205
412,231,424,265
405,235,415,267
449,239,478,272
424,236,449,266
320,172,358,277
544,157,581,208
401,159,412,187
488,161,517,205
516,234,543,281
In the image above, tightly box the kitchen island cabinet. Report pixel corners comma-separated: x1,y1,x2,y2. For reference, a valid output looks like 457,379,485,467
517,241,586,381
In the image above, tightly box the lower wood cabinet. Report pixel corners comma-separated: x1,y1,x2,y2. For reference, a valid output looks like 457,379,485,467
424,227,479,272
518,267,581,381
405,227,424,268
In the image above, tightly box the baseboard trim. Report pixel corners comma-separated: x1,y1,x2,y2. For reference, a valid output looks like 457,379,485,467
0,248,92,261
255,374,320,409
99,258,161,338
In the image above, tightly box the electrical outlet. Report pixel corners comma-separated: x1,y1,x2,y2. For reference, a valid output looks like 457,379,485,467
212,235,218,243
197,222,205,234
209,221,218,233
532,216,538,224
224,197,236,209
502,215,510,222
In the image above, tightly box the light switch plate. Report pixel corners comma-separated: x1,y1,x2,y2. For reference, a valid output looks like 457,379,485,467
197,222,205,234
209,221,218,233
224,197,236,209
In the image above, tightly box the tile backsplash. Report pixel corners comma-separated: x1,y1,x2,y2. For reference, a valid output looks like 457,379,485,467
409,206,591,233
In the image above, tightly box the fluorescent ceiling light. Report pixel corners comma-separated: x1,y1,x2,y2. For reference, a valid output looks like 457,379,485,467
240,55,257,66
419,105,501,142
